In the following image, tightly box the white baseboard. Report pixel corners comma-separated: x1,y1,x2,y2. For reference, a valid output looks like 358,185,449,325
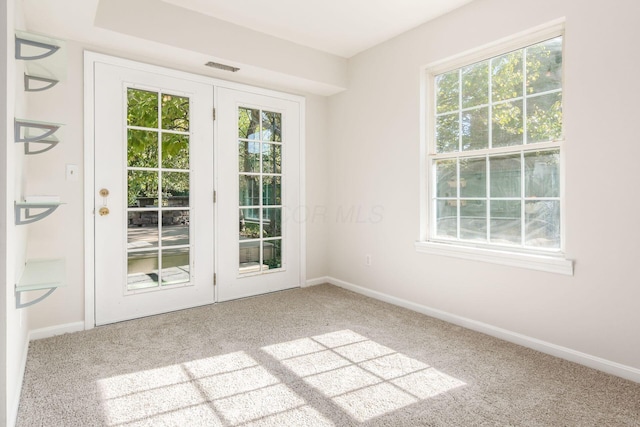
303,276,330,287
29,321,85,341
327,276,640,384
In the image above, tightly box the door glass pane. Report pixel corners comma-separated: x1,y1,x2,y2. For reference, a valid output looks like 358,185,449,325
262,143,281,174
161,248,190,285
239,140,260,173
128,211,159,248
263,176,281,205
263,208,282,238
239,107,260,139
128,130,158,168
264,240,281,270
128,171,158,207
161,133,189,170
127,89,158,128
163,172,189,207
239,240,261,272
240,208,260,239
127,251,159,290
262,111,282,141
162,211,189,247
161,94,189,131
239,175,260,206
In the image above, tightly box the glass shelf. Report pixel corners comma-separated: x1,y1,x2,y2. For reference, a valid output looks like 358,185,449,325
14,119,63,154
15,35,59,60
15,31,67,82
24,73,59,92
15,258,66,308
15,200,64,225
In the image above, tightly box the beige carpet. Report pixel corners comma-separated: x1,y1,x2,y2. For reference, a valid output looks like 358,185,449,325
17,284,640,426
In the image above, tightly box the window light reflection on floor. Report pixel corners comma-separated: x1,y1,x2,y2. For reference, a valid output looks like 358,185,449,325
261,329,466,422
96,330,465,425
97,351,332,426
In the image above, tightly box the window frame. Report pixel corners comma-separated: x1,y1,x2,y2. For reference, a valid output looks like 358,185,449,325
417,21,573,275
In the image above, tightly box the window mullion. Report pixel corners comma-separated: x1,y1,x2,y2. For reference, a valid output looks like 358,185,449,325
430,140,561,160
458,69,463,153
456,159,461,240
486,154,491,243
520,151,526,247
522,48,528,145
486,62,493,242
488,58,493,150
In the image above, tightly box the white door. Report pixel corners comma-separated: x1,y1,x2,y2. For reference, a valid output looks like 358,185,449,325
216,88,302,301
94,62,214,325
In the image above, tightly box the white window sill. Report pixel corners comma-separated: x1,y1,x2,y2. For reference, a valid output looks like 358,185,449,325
414,241,573,276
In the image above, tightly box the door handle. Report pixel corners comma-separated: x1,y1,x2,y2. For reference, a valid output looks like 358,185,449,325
98,188,110,216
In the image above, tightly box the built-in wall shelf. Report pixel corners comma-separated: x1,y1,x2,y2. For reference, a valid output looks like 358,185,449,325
24,73,59,92
15,31,66,90
15,258,65,308
15,200,64,225
15,35,59,60
14,119,62,154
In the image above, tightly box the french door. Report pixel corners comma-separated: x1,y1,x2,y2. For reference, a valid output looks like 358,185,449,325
216,88,301,301
90,57,303,325
93,63,214,325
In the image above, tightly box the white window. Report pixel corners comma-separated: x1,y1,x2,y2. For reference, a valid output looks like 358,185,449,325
417,26,573,275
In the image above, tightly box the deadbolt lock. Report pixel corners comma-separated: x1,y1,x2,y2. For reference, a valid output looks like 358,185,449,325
99,188,109,197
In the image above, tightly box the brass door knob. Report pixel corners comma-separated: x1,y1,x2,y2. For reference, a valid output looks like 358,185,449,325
99,188,110,197
99,207,110,216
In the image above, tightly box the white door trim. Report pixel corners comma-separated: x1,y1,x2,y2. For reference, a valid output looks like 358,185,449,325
84,51,306,329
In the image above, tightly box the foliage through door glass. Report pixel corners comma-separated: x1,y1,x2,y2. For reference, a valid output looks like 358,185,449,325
238,107,284,273
126,88,192,290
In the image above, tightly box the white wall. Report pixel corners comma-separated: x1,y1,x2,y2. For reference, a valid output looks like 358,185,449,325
327,0,640,371
303,95,330,279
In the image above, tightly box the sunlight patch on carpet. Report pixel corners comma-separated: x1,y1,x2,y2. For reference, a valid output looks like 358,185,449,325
262,329,466,422
97,330,464,425
97,351,331,426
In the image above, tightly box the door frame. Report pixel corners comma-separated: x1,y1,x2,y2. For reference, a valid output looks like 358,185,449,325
83,52,306,329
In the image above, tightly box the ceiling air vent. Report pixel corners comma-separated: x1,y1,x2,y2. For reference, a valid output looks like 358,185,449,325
205,61,240,72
